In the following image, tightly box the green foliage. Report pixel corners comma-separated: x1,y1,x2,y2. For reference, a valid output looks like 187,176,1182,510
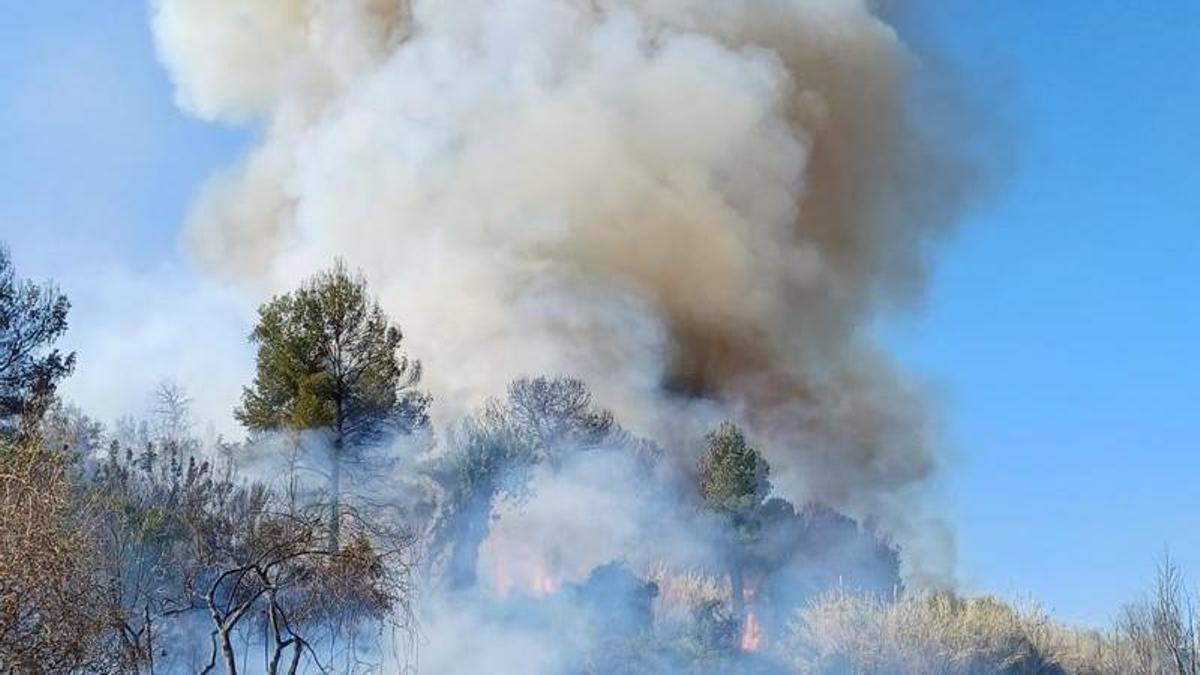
0,245,75,438
449,376,623,501
698,422,771,517
87,431,411,672
37,399,104,458
91,438,257,610
429,376,652,589
236,260,430,446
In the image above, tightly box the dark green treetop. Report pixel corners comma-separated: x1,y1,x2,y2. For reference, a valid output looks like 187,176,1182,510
698,421,771,517
235,261,430,448
0,245,75,437
697,421,771,623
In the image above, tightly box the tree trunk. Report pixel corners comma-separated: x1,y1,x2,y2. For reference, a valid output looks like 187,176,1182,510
328,434,341,551
448,480,494,590
218,629,238,675
266,598,285,675
730,562,745,624
286,642,303,675
144,604,155,675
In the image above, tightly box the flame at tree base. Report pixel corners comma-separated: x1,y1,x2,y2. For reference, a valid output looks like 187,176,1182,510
531,562,560,596
492,552,561,598
740,610,764,652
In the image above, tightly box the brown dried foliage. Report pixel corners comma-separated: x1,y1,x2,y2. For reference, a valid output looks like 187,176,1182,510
0,444,115,672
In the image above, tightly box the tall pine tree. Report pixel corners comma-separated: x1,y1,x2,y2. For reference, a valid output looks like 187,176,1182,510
237,261,430,549
698,421,771,626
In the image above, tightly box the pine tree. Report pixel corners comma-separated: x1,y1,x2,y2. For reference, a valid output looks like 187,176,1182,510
698,421,770,625
237,261,430,549
0,245,75,440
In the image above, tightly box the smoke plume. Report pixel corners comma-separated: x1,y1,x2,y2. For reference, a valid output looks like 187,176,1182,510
153,0,984,585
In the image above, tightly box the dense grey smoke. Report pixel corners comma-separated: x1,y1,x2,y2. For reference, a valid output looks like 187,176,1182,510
153,0,982,586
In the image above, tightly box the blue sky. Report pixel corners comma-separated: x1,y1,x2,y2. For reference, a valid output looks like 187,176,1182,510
886,1,1200,622
1,2,1197,625
0,2,254,430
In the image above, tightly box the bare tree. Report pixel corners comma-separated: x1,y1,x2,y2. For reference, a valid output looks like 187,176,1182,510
195,507,414,675
1107,554,1200,675
151,379,196,451
1153,554,1198,675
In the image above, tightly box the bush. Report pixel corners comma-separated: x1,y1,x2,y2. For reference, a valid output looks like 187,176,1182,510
0,444,116,672
787,589,1068,674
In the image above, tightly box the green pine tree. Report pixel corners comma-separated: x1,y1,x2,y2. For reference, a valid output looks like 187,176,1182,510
698,421,770,625
236,261,430,549
0,245,75,441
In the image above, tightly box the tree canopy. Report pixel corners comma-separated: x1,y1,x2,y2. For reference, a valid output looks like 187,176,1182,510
697,421,772,627
236,261,430,549
431,375,630,589
236,261,429,444
0,246,75,437
698,422,771,518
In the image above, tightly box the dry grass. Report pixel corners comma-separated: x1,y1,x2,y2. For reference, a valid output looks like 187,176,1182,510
784,584,1200,675
647,564,726,629
645,565,1128,673
786,588,1073,674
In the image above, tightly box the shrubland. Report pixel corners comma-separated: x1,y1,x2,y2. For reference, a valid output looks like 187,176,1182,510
0,247,1194,675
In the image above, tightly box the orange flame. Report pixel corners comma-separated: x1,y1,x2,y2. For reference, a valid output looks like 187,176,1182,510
493,555,514,596
740,610,763,651
491,554,560,597
531,561,560,596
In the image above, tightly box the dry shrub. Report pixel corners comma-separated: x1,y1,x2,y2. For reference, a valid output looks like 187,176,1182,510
1066,556,1200,675
0,444,114,672
648,564,725,630
787,588,1069,674
291,532,411,631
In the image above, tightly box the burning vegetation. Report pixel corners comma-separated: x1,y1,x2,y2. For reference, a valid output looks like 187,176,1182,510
5,248,1198,674
2,0,1192,673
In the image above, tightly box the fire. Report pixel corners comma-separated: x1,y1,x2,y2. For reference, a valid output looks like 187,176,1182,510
733,577,764,651
740,610,763,652
494,556,515,596
491,552,560,597
531,561,560,597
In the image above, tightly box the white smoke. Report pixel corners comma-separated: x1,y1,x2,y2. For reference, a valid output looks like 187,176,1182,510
480,447,713,593
153,0,984,585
